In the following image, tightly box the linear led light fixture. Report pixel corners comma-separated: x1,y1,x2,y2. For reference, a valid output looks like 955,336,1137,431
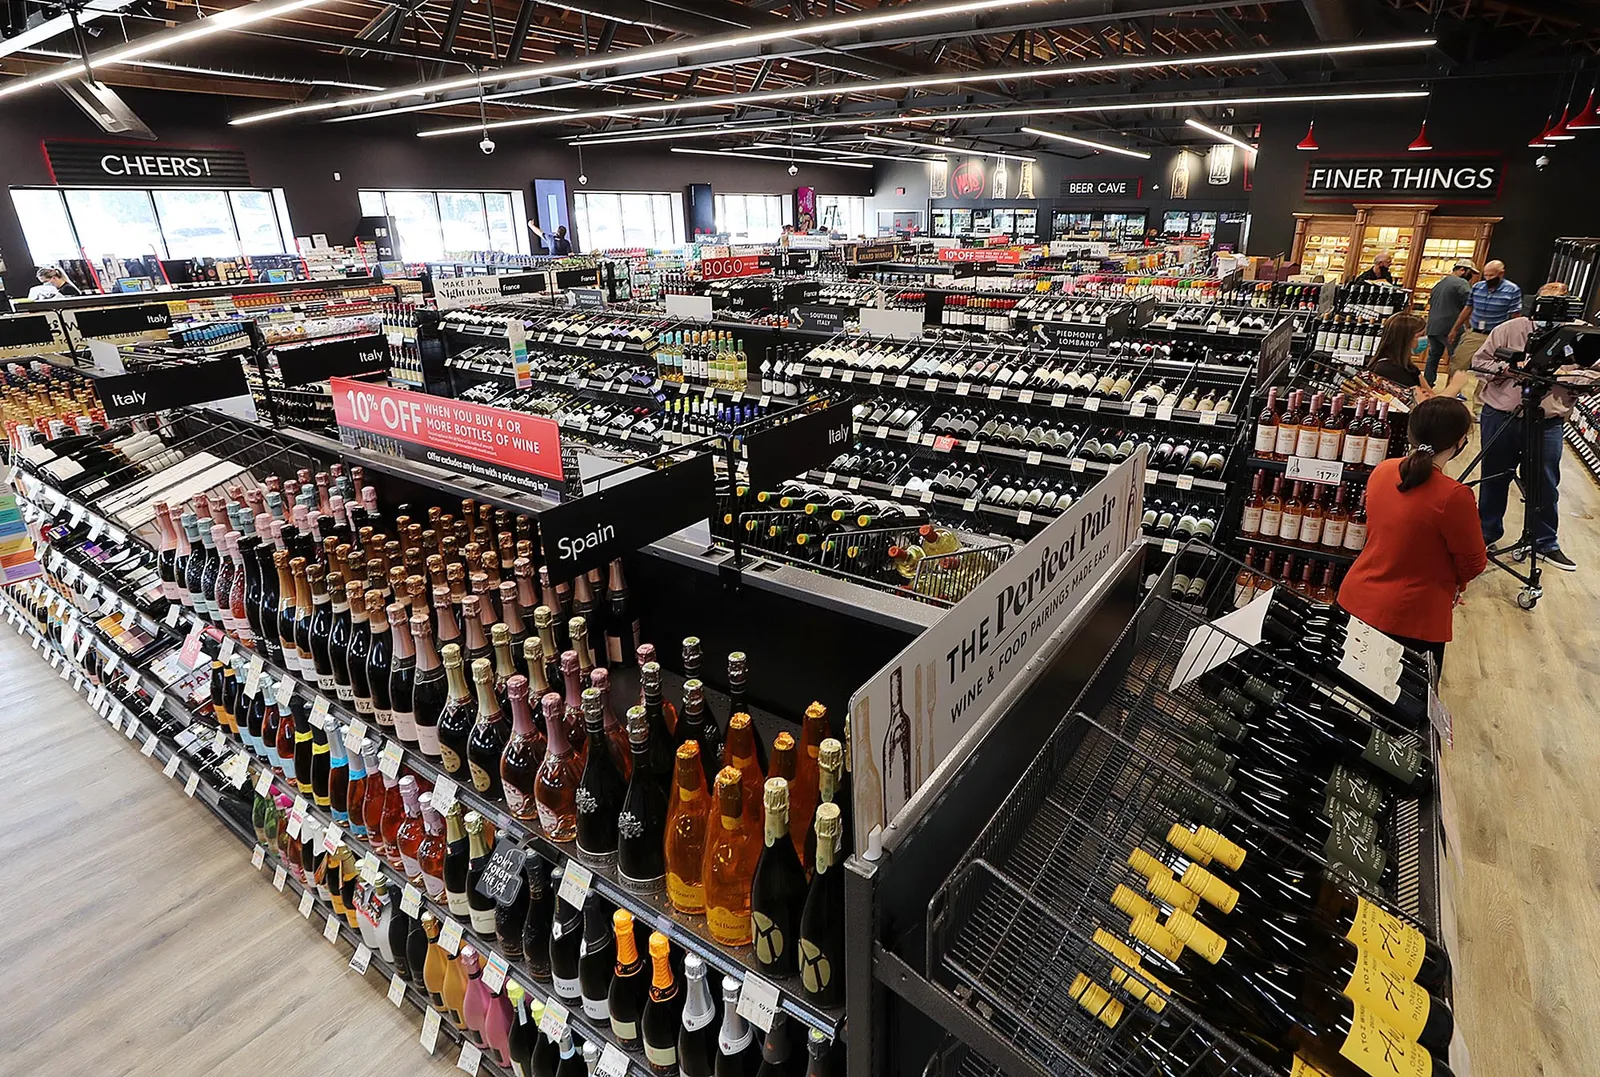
21,48,383,90
1020,126,1151,160
569,89,1431,145
866,136,1033,162
233,0,1063,125
0,0,330,100
747,142,943,164
1185,118,1258,154
669,147,872,169
411,36,1437,138
326,94,580,123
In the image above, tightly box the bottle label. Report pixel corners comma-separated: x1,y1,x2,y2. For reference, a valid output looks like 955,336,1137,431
666,873,705,914
1326,766,1385,815
447,890,470,915
470,908,498,936
1322,518,1348,548
1254,422,1277,454
1345,899,1428,981
504,784,533,817
1296,428,1321,458
317,673,336,692
469,761,495,794
337,685,355,702
752,910,787,966
1275,426,1299,457
706,904,753,946
1362,728,1422,784
1291,1056,1337,1077
414,722,440,757
582,996,609,1021
1339,1001,1432,1077
1299,516,1324,546
1241,505,1262,534
535,800,563,836
1163,909,1226,964
799,937,834,996
610,1017,637,1041
354,697,374,715
1342,949,1431,1040
1278,509,1303,541
643,1042,677,1068
1344,521,1368,550
439,743,463,775
373,707,394,729
390,708,415,741
1364,438,1390,467
1260,508,1282,536
1324,816,1386,885
1318,430,1343,460
552,973,581,999
1342,435,1368,465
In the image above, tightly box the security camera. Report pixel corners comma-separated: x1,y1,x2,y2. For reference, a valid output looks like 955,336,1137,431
578,174,589,186
1536,154,1550,171
479,136,496,155
787,163,799,176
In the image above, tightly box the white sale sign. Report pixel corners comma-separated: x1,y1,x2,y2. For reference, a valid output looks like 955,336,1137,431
847,451,1145,851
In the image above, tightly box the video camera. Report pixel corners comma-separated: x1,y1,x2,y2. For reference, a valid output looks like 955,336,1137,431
1493,294,1600,379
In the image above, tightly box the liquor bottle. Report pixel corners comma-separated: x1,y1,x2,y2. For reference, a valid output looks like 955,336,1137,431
535,607,562,689
555,1030,585,1077
461,946,492,1047
703,766,760,946
396,775,427,882
549,868,584,1001
591,667,632,780
1278,482,1306,545
462,594,493,668
608,909,647,1049
328,733,351,825
1341,400,1369,466
755,1013,794,1077
791,701,828,864
1321,486,1350,550
716,977,754,1077
641,931,682,1074
679,954,718,1077
666,741,713,914
722,712,766,818
1240,471,1266,537
639,661,677,787
797,802,845,1006
522,856,556,980
442,940,470,1030
274,551,298,670
437,644,475,783
1299,487,1326,547
576,688,627,861
751,777,809,977
502,675,547,821
412,613,446,761
678,680,723,787
1318,394,1347,462
1254,386,1280,458
536,691,582,841
329,575,356,705
308,564,336,694
618,705,668,893
578,890,617,1022
816,738,850,858
1363,403,1392,466
421,912,448,1005
469,657,512,801
465,812,499,936
605,559,639,668
490,622,519,713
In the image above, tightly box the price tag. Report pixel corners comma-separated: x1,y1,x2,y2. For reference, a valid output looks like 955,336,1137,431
964,440,980,454
823,471,837,485
380,740,405,780
457,1042,482,1075
1285,456,1345,486
388,973,409,1007
870,371,885,385
482,951,510,994
1129,402,1148,418
987,386,1003,401
962,497,978,512
932,435,957,453
421,1008,443,1054
184,772,201,797
179,622,206,669
276,676,297,708
895,375,910,389
1083,396,1100,412
559,860,593,907
299,889,316,919
926,378,940,393
217,637,235,664
919,490,935,505
597,1044,630,1077
736,972,782,1033
1026,451,1043,467
1155,404,1175,422
309,696,331,729
349,943,373,974
759,394,771,408
1071,459,1086,473
919,433,936,448
890,485,905,499
439,917,465,955
256,768,276,797
1162,538,1180,554
1051,393,1068,408
359,854,383,884
431,776,458,812
286,810,304,842
1146,471,1161,485
539,999,569,1039
252,843,267,869
1200,410,1219,426
1018,510,1034,526
1018,389,1035,404
820,366,834,379
81,577,98,601
847,476,861,491
955,382,971,397
1177,475,1195,490
839,369,854,383
165,605,182,628
322,823,344,854
274,866,288,891
325,913,344,943
244,657,265,698
141,732,159,757
401,884,423,917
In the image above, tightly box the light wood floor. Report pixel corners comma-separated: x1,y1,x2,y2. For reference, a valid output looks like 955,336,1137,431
0,628,462,1077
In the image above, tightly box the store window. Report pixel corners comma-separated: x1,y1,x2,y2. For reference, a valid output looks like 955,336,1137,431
9,186,291,264
816,195,866,238
714,194,792,244
573,191,685,252
357,189,530,261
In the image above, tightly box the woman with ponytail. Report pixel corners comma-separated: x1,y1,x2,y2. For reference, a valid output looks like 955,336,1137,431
1337,396,1486,675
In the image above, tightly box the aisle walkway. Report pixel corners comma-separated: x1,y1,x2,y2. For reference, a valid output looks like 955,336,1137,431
1442,438,1600,1077
0,629,461,1077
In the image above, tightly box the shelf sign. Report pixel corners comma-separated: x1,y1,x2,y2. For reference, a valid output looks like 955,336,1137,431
939,247,1022,265
98,356,251,421
1285,456,1344,486
847,451,1146,852
0,313,58,350
475,842,527,904
538,452,717,577
744,404,854,493
72,303,172,339
331,377,564,493
434,275,504,311
699,254,772,281
1303,157,1504,203
275,333,388,387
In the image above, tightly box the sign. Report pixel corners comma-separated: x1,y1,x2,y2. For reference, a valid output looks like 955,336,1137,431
0,493,42,584
434,275,503,311
790,305,850,333
744,404,854,493
848,243,900,265
847,453,1145,851
1059,177,1142,198
1257,318,1294,380
858,307,924,341
0,314,57,349
950,160,986,198
496,272,549,297
567,287,607,309
44,140,251,187
1032,323,1113,351
275,333,388,387
1303,157,1504,203
474,842,528,905
331,377,564,492
665,293,714,322
539,453,716,577
98,356,250,421
700,254,772,281
938,247,1022,265
1285,456,1345,486
72,303,172,339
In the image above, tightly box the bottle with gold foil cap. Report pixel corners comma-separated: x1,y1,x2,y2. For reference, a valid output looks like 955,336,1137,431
468,656,511,801
798,801,845,1005
702,765,760,946
435,643,474,781
751,776,808,977
664,742,711,914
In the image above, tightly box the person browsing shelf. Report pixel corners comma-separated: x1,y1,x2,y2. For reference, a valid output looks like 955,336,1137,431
1448,259,1522,387
1424,261,1476,387
1337,396,1486,678
1354,250,1394,284
1368,312,1471,403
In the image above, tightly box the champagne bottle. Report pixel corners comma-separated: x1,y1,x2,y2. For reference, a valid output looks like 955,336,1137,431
679,954,719,1077
641,931,682,1074
411,613,446,760
618,705,668,894
522,857,555,979
578,890,617,1021
437,645,475,782
751,777,809,977
576,687,627,861
716,976,755,1077
607,909,647,1048
549,867,583,1001
465,811,499,936
536,691,582,842
468,656,512,801
703,766,760,946
508,982,535,1077
666,741,713,914
754,1013,794,1077
365,592,393,732
502,674,547,822
798,802,845,1006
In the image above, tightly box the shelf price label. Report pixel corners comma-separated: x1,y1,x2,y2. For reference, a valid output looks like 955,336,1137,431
431,776,458,812
380,740,405,780
1285,456,1345,486
735,972,782,1033
558,860,593,907
324,913,344,944
457,1042,482,1075
421,1007,443,1054
183,772,201,798
482,951,510,995
388,973,409,1007
273,866,288,892
439,917,465,955
401,884,423,917
299,889,316,918
597,1044,630,1077
349,944,373,975
539,998,569,1039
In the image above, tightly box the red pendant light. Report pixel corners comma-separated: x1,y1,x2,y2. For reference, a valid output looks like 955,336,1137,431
1566,90,1600,130
1296,120,1320,151
1530,112,1555,147
1545,105,1576,140
1406,120,1433,152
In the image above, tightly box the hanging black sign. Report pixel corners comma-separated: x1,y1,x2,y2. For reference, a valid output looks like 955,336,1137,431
744,404,853,493
73,303,172,339
98,356,250,420
790,305,850,333
567,287,607,309
44,141,251,187
497,272,549,297
540,452,718,577
474,842,528,905
1303,157,1503,203
0,314,58,350
275,333,388,387
1258,318,1295,380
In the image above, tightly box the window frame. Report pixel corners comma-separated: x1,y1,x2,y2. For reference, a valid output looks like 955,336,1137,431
572,190,686,252
357,188,530,260
713,193,793,244
9,184,292,264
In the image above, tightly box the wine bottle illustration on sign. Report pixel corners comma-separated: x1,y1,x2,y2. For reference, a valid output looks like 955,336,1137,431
881,666,912,821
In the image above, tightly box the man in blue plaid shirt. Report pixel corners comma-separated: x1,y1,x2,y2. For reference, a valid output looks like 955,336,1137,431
1448,260,1522,402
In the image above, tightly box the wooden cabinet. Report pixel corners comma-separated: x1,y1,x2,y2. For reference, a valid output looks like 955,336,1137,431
1293,205,1500,300
1291,213,1355,278
1413,216,1501,312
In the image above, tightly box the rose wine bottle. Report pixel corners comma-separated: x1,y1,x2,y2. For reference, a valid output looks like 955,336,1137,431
702,766,760,946
666,742,712,915
535,691,581,842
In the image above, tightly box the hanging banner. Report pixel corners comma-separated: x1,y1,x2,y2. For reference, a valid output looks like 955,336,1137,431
938,248,1022,265
847,452,1145,851
928,159,949,199
71,303,173,339
699,254,772,281
275,333,388,387
330,377,563,492
98,357,251,421
539,453,717,577
44,141,251,187
434,275,504,310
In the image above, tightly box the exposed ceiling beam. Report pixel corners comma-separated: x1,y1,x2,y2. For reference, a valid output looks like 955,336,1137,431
505,0,537,63
1215,10,1288,84
439,0,469,55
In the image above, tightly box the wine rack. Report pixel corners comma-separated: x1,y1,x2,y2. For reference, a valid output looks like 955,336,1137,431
922,547,1445,1077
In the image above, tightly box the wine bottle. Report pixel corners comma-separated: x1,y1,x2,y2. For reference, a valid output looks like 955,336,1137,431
639,660,677,787
418,794,448,902
576,687,627,862
502,674,547,822
495,849,529,963
508,981,534,1076
310,713,332,808
465,811,499,936
549,867,583,1002
703,765,760,947
607,909,647,1049
641,931,682,1074
522,857,555,980
365,591,393,733
468,656,512,801
722,712,766,818
679,954,719,1077
605,559,639,669
578,890,617,1021
716,976,755,1077
678,680,724,786
803,1029,830,1077
754,1013,794,1077
790,702,829,864
666,741,712,914
388,602,418,746
618,705,668,893
536,691,582,842
751,777,808,977
554,1028,585,1077
437,645,476,783
798,802,845,1006
411,613,446,761
308,564,336,694
420,911,447,1004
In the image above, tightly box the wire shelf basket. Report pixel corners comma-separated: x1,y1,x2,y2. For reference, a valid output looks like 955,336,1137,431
926,540,1444,1077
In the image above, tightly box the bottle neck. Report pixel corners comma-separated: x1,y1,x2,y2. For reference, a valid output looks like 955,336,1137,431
444,661,470,700
474,674,500,718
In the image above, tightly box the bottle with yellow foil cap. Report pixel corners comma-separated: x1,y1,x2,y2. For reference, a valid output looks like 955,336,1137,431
701,766,760,946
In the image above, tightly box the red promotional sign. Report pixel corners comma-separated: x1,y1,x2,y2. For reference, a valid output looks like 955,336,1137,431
938,247,1023,264
330,377,563,493
699,254,773,280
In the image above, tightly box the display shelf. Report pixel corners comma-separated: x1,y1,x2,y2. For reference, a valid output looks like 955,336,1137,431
1236,532,1358,565
1564,420,1600,485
